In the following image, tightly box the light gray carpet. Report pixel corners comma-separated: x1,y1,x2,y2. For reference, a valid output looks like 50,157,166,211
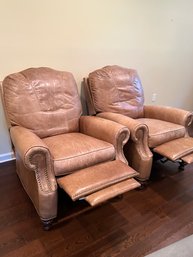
145,234,193,257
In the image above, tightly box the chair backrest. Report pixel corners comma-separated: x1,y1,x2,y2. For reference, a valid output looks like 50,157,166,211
2,67,82,138
87,65,145,118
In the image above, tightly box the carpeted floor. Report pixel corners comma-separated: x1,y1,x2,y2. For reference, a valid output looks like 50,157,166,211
145,234,193,257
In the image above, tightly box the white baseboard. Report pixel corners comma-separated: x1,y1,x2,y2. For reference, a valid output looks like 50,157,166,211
0,152,15,163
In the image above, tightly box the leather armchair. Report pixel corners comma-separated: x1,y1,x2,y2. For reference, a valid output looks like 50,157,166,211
84,65,193,182
1,67,140,229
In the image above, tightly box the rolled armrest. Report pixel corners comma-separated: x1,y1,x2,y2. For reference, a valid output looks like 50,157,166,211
96,112,152,181
79,116,130,163
97,112,149,143
144,105,192,127
10,126,57,192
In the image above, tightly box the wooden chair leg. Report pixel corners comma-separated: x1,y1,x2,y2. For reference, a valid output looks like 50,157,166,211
41,219,54,231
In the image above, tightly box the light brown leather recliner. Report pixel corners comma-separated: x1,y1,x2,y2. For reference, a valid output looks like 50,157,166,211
1,67,141,229
84,65,193,182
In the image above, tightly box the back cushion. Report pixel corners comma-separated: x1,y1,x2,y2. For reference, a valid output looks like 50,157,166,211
88,65,144,118
2,67,82,138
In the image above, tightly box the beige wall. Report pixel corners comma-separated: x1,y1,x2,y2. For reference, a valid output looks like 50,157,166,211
1,0,193,158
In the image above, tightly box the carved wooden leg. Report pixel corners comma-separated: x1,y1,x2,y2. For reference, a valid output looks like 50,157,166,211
41,219,54,231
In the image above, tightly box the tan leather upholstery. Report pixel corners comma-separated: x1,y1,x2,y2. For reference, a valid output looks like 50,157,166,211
3,67,82,137
10,126,58,220
88,66,144,118
85,65,193,181
153,137,193,161
144,105,192,127
43,133,115,176
182,153,193,164
188,120,193,137
1,67,133,226
137,118,186,147
79,116,130,164
57,160,138,201
97,112,153,181
85,178,140,206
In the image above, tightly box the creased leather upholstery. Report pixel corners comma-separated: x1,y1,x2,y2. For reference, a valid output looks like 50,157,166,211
138,118,186,148
79,116,130,164
88,65,144,118
2,67,133,225
85,65,193,181
3,67,82,138
57,160,138,201
85,178,140,206
153,137,193,161
10,126,58,220
144,105,192,128
43,133,115,176
97,112,152,181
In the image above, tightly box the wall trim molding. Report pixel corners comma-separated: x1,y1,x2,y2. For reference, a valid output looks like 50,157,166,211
0,152,15,163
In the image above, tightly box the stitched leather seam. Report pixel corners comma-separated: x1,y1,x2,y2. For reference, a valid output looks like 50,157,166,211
53,146,115,161
26,148,54,192
86,181,139,204
149,127,185,138
73,173,137,199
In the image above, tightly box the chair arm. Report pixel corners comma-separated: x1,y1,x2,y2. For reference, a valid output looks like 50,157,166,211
79,116,130,163
144,105,193,127
10,126,57,193
97,112,149,143
96,112,153,181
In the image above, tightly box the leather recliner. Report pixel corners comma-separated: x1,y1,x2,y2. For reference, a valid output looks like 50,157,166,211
84,65,193,182
1,67,141,229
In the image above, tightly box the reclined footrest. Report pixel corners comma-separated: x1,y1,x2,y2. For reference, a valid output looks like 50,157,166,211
153,137,193,162
57,160,140,206
85,178,140,206
181,153,193,164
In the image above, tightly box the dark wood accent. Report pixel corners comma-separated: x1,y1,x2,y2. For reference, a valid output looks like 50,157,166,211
178,160,187,171
41,219,55,231
1,160,193,256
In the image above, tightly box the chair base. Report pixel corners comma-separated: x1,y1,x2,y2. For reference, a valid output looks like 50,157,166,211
42,218,55,231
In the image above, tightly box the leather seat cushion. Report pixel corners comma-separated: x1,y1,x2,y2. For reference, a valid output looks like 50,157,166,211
43,133,115,176
137,118,186,148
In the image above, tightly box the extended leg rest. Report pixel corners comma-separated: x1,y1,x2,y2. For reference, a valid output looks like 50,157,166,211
57,160,140,206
